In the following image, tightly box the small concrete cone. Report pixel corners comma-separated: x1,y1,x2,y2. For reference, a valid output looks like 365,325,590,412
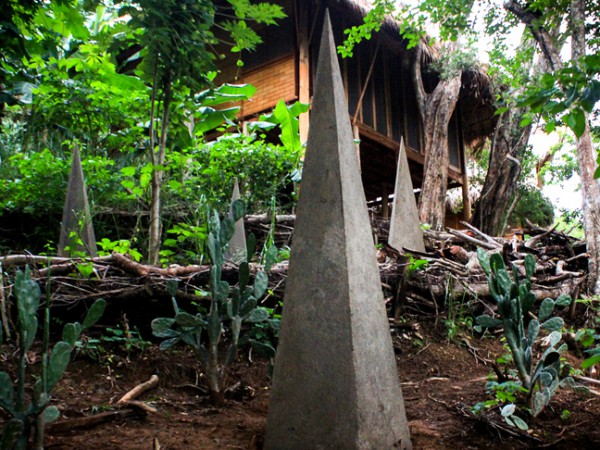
265,10,411,450
389,138,425,253
225,178,247,264
58,146,97,257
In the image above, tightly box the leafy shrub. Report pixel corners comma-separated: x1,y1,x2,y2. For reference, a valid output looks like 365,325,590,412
165,134,302,212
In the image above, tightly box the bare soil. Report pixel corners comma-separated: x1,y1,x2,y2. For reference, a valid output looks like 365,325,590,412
2,322,600,449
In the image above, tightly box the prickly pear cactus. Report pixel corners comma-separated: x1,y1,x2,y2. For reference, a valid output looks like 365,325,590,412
475,249,572,417
152,200,272,404
0,267,105,449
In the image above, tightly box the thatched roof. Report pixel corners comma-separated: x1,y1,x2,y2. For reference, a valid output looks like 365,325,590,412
327,0,498,148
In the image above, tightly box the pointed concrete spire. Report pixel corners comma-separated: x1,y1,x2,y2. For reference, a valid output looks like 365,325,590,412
58,146,97,257
389,138,425,253
225,178,247,264
265,11,411,450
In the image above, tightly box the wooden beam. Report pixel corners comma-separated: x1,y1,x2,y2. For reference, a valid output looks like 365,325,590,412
352,42,380,125
296,0,310,145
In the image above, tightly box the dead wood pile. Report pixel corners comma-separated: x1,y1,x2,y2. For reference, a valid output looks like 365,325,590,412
0,215,588,323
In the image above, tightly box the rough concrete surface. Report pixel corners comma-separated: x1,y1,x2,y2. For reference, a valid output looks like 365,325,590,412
389,138,426,253
265,11,411,450
58,146,97,257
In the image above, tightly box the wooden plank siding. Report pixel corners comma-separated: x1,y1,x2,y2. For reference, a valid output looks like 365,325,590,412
215,0,468,203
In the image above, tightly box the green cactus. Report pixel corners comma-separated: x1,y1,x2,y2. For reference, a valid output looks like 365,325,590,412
152,200,272,405
0,267,105,449
475,249,572,418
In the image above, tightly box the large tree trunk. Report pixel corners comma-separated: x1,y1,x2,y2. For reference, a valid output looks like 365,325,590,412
413,45,462,230
470,108,532,235
505,0,600,293
570,0,600,294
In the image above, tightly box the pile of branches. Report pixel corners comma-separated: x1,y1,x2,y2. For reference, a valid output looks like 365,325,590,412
0,215,588,328
378,219,588,319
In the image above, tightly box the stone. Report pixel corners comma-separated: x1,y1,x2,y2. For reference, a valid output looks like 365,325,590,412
264,11,411,450
225,178,247,263
389,138,426,253
58,146,97,257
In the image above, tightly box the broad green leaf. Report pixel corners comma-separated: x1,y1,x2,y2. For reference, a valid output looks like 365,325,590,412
220,218,236,246
246,306,270,323
527,319,539,347
540,317,564,332
62,323,80,346
231,199,246,222
159,337,180,351
47,341,71,390
197,83,256,107
555,294,571,308
510,415,529,431
495,269,512,295
246,233,256,259
489,253,505,273
240,297,257,317
166,279,178,298
500,403,516,418
41,405,61,423
524,254,535,279
582,353,600,369
548,330,562,347
475,315,502,328
538,298,555,322
477,248,490,275
253,271,268,299
82,299,106,330
175,312,203,328
151,318,176,337
563,109,586,138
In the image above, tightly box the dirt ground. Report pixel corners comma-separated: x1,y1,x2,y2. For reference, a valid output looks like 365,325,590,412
2,321,600,450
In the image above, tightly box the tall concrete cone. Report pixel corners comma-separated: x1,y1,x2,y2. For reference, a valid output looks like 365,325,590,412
265,11,411,450
389,138,425,253
224,178,247,263
58,146,97,257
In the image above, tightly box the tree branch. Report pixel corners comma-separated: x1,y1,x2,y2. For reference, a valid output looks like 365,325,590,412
503,0,563,70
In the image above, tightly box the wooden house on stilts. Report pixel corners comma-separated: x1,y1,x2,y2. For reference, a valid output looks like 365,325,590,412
217,0,496,224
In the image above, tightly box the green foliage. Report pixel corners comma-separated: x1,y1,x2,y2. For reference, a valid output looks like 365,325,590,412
428,45,478,81
0,268,105,449
97,238,143,262
152,202,272,403
517,56,600,139
475,249,572,419
338,0,476,58
170,134,302,212
510,186,555,228
76,323,150,363
248,100,309,153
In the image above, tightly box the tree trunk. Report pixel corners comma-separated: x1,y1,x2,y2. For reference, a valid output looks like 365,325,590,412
505,0,600,294
470,108,532,236
413,45,462,230
571,0,600,293
148,80,172,266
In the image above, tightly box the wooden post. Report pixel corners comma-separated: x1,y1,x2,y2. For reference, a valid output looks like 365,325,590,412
381,184,389,219
462,171,471,221
353,125,361,173
297,2,310,145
